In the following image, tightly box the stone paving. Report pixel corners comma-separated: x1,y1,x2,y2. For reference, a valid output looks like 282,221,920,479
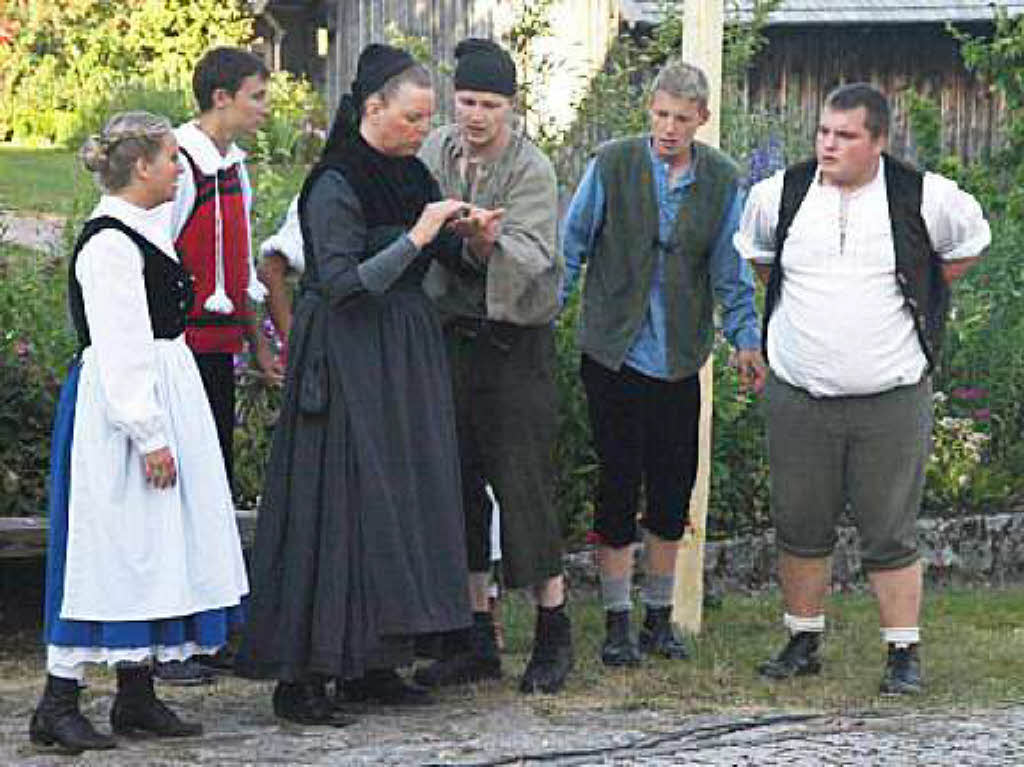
2,669,1023,766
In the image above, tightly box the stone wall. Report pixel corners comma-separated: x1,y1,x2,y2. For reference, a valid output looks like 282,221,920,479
564,513,1024,593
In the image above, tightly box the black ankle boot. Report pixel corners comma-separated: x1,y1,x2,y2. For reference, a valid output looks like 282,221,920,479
638,606,690,660
413,612,502,687
601,609,642,667
274,678,356,726
29,675,116,754
110,664,202,737
758,631,822,679
340,669,433,706
519,604,573,694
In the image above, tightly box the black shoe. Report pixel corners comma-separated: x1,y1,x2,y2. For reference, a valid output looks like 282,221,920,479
340,669,433,706
638,606,690,660
519,605,573,695
110,665,203,737
193,644,237,674
758,631,822,679
154,658,216,686
273,679,356,727
414,612,502,688
880,644,922,696
601,609,642,667
28,675,116,755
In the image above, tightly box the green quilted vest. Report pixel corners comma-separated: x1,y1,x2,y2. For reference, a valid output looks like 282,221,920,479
579,137,739,379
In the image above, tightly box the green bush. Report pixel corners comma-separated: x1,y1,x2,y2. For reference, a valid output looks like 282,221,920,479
0,244,76,516
0,0,252,145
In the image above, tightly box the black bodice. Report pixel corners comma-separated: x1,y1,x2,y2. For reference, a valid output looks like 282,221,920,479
69,216,195,350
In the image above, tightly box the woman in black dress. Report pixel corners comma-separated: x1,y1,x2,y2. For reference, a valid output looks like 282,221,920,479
240,44,473,725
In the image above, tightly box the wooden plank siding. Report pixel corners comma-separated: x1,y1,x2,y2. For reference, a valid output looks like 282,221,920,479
327,0,504,124
745,23,1007,163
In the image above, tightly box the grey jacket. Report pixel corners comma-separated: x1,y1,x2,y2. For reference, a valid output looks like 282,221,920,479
419,121,562,326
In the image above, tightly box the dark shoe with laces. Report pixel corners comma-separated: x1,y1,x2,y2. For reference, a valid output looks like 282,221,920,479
414,612,502,688
28,675,116,755
110,665,202,737
154,658,216,686
339,669,433,706
273,679,356,727
519,605,573,694
758,631,822,679
601,609,642,667
638,606,690,660
880,644,922,696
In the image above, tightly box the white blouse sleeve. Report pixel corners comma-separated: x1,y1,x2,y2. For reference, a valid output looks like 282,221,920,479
259,196,305,274
76,230,168,454
921,173,991,261
733,170,785,265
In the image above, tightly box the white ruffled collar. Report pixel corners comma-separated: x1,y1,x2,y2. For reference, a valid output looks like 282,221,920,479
174,121,247,174
91,196,177,260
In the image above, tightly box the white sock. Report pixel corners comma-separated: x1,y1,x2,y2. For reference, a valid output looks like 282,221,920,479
46,647,85,682
784,613,825,634
882,627,920,648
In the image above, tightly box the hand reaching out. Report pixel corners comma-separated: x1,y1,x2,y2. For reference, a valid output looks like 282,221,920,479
409,200,470,249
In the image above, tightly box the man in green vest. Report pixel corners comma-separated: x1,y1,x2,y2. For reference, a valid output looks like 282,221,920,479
735,83,989,695
561,59,764,668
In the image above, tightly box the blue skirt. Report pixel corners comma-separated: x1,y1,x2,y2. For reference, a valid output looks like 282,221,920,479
44,360,244,657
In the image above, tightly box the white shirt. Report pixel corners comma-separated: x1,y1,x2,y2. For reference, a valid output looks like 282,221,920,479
259,196,305,274
76,196,177,453
734,158,990,397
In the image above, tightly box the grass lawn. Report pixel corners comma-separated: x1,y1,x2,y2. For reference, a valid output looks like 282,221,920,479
494,586,1024,714
0,145,84,217
1,578,1022,722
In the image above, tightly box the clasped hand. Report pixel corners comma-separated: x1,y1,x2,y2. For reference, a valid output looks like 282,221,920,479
144,447,177,490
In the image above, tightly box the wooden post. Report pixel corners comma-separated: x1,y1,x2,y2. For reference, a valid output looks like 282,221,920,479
672,0,723,636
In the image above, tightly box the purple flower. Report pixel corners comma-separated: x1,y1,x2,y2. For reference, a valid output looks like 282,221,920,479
972,408,991,421
952,387,988,401
15,340,31,360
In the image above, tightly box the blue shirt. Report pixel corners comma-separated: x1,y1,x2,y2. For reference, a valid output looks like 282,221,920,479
560,141,760,379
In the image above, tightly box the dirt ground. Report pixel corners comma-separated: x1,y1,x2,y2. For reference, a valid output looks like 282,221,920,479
2,669,1024,765
4,560,1024,764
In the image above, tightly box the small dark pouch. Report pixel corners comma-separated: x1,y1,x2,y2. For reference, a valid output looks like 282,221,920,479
297,299,329,415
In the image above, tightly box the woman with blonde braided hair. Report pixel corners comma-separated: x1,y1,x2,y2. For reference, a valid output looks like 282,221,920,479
29,111,248,754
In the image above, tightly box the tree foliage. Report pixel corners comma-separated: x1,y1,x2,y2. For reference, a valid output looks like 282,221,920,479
0,0,252,144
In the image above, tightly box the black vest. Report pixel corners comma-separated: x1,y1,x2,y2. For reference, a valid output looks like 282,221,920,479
296,133,462,296
763,154,949,372
69,217,195,350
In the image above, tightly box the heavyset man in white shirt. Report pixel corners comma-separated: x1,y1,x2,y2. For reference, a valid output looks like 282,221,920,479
735,83,990,695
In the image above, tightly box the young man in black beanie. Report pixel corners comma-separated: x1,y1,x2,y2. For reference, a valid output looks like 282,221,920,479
415,38,572,695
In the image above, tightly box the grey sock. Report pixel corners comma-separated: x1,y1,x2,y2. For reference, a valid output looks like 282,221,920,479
600,576,631,613
642,574,675,609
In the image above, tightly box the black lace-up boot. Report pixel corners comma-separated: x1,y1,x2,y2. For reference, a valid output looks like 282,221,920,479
29,675,116,754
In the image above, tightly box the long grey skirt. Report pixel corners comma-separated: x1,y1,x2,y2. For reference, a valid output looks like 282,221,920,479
239,286,471,682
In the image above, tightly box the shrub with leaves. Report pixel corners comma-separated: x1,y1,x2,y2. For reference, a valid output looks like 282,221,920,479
0,0,252,145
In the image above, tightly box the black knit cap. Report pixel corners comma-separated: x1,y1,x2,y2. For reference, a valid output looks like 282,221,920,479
453,38,516,96
353,43,417,109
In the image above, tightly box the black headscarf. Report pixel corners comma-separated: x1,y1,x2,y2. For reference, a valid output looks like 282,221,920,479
453,38,516,96
321,43,418,158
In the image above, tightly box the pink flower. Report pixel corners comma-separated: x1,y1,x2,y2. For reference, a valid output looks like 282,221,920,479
952,387,988,400
972,408,991,421
15,340,31,360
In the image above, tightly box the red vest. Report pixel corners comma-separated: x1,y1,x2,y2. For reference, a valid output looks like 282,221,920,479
175,149,252,354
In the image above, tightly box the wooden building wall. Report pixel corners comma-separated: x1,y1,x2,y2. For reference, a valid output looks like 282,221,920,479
325,0,619,127
744,23,1007,163
327,0,505,124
